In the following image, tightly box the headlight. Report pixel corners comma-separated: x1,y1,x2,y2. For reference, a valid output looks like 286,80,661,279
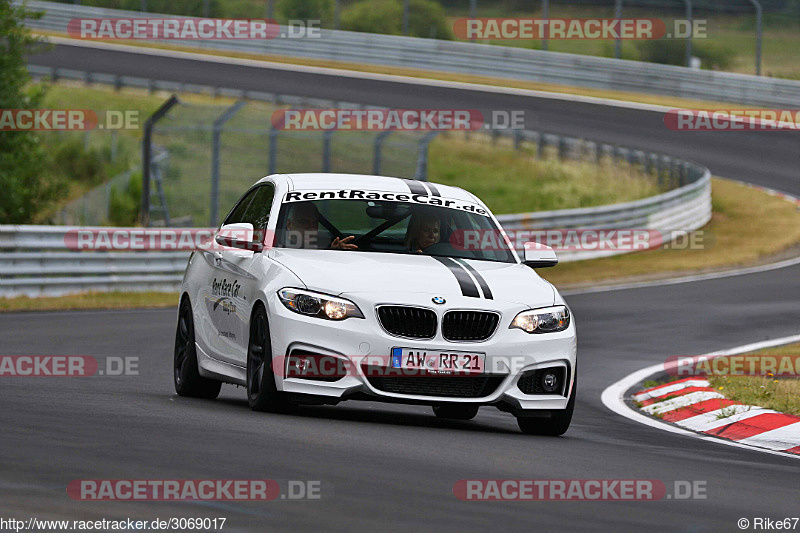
278,288,364,320
510,306,570,334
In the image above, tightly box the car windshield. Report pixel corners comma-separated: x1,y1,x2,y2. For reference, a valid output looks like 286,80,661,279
274,192,517,264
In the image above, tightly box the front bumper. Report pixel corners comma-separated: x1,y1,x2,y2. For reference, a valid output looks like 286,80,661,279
267,291,577,411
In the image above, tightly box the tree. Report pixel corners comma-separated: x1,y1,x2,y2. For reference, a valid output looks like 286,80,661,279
341,0,452,39
278,0,333,22
0,1,59,223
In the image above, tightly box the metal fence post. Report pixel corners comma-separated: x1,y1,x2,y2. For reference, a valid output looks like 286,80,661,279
537,132,545,159
335,0,341,30
614,0,623,59
373,130,393,175
403,0,409,36
541,0,549,51
748,0,763,75
210,100,246,227
111,130,118,162
414,131,439,181
683,0,692,67
141,95,179,227
469,0,477,41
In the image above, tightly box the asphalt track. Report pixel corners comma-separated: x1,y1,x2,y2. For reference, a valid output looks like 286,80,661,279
2,43,797,531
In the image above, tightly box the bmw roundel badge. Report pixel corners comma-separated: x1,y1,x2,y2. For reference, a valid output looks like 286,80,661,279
432,296,446,305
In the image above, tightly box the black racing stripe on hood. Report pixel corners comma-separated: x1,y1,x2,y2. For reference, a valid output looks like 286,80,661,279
426,182,441,196
432,257,480,298
453,258,493,300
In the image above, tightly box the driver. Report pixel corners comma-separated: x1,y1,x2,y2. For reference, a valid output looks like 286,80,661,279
404,213,440,253
286,202,358,250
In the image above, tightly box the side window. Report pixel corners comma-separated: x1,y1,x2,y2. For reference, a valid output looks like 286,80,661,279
224,188,259,226
241,184,275,232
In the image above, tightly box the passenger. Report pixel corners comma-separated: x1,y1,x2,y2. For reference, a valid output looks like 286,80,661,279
404,213,441,253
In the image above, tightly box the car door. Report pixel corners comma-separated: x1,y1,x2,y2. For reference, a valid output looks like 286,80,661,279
207,183,275,366
196,186,258,365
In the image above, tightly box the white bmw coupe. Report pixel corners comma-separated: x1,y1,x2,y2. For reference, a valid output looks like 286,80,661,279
175,173,577,435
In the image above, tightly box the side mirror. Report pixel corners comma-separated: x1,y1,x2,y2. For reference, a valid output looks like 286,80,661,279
522,242,558,268
215,223,264,252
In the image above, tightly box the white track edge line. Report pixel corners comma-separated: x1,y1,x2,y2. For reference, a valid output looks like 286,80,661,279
600,334,800,460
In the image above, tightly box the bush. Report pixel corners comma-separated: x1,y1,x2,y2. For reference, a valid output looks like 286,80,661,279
635,39,734,70
341,0,452,39
278,0,333,22
49,137,108,186
341,0,400,35
108,172,142,226
693,41,735,71
635,39,686,66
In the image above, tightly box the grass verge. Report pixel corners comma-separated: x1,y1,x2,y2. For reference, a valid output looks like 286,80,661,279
541,177,800,288
428,133,662,213
708,343,800,416
0,291,178,312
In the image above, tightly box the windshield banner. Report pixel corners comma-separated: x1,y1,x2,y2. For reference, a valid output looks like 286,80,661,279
283,190,489,216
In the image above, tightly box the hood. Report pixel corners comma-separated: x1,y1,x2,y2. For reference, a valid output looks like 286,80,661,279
269,249,555,308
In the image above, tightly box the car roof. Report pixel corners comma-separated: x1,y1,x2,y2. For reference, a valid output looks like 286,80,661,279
264,173,479,204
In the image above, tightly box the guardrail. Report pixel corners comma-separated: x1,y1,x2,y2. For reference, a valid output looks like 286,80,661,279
20,0,800,108
0,162,710,297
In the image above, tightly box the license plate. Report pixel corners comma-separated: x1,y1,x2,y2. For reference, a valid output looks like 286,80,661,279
390,348,484,375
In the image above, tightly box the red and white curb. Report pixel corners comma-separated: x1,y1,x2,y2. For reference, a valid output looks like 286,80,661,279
601,334,800,460
634,378,800,455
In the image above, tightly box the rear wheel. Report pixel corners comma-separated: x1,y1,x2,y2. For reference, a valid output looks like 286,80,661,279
174,298,222,399
517,374,576,436
432,404,480,420
246,305,291,412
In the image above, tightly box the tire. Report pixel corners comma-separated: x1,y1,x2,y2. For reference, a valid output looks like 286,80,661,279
174,298,222,399
246,304,291,412
432,404,480,420
517,374,576,436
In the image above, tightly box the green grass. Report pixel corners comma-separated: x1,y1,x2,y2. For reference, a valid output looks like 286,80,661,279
428,133,662,214
708,343,800,416
543,177,800,287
